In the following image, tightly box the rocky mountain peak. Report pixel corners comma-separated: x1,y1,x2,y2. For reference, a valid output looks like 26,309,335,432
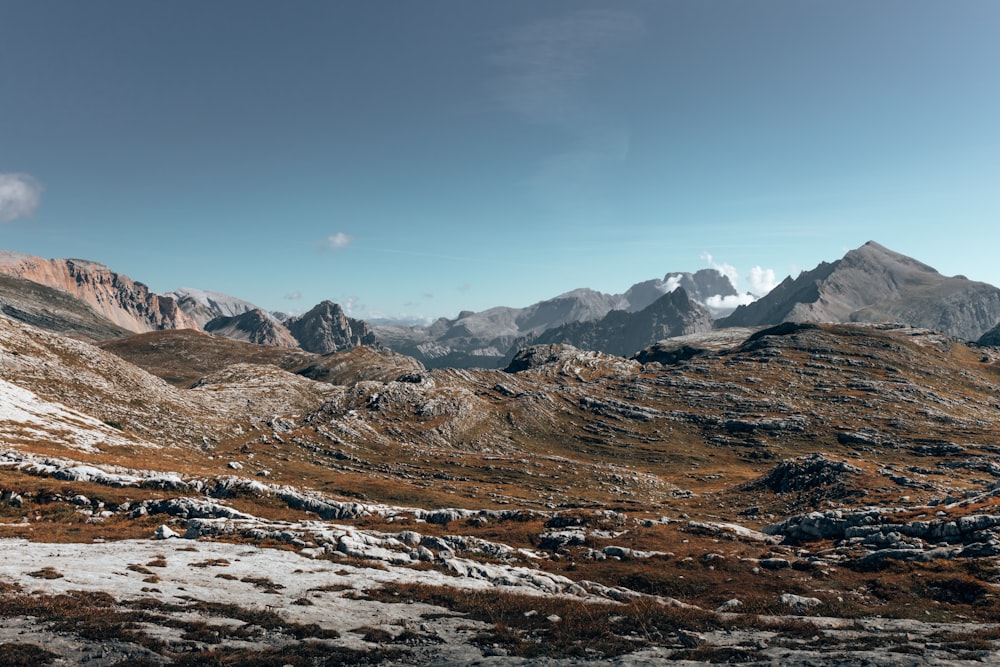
719,241,1000,340
624,268,738,313
286,300,380,354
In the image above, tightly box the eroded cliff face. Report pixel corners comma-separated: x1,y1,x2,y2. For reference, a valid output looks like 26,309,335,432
0,251,198,333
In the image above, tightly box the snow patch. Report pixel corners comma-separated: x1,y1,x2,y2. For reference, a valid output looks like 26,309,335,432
0,378,151,451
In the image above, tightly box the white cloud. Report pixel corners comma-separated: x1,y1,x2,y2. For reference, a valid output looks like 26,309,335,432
493,11,640,211
700,252,739,287
321,232,353,250
0,173,42,224
661,275,682,293
342,296,359,315
748,266,777,297
697,252,779,318
284,291,302,301
705,293,757,311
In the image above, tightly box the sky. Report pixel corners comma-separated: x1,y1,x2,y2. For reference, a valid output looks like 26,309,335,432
2,1,999,322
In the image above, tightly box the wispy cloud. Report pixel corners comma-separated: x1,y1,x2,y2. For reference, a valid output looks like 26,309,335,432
284,291,302,301
491,10,642,209
319,232,354,250
457,282,471,292
492,10,642,125
0,173,42,224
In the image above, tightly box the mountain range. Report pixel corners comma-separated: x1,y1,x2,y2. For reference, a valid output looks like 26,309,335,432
720,241,1000,341
2,241,1000,373
374,269,739,368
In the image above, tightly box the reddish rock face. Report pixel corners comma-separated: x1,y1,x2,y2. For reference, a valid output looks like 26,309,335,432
0,252,198,333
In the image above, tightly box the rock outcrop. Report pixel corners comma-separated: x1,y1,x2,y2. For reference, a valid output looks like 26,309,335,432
0,251,197,332
285,300,380,354
978,322,1000,347
719,241,1000,340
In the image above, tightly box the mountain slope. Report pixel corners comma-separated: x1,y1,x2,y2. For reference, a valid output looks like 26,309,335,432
0,272,132,341
512,288,714,358
204,308,299,348
0,251,197,332
100,328,423,388
166,287,260,327
719,241,1000,340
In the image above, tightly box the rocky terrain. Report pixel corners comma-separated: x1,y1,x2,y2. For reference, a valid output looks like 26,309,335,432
7,293,1000,663
720,241,1000,341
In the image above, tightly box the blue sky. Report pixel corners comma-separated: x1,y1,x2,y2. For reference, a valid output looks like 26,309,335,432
2,1,998,321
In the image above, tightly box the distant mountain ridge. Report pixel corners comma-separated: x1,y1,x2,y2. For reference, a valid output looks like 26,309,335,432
718,241,1000,340
0,251,378,359
166,288,261,327
6,243,1000,368
374,269,739,368
512,288,714,359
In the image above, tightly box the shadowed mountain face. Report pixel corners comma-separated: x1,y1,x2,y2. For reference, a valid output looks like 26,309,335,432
979,323,1000,347
510,288,714,359
204,309,299,348
0,273,132,342
719,241,1000,340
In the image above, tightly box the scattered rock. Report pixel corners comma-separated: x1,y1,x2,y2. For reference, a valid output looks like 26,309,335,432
155,525,179,540
780,593,822,611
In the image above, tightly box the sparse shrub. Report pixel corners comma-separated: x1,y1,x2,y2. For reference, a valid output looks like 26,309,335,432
0,642,59,666
26,567,63,580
